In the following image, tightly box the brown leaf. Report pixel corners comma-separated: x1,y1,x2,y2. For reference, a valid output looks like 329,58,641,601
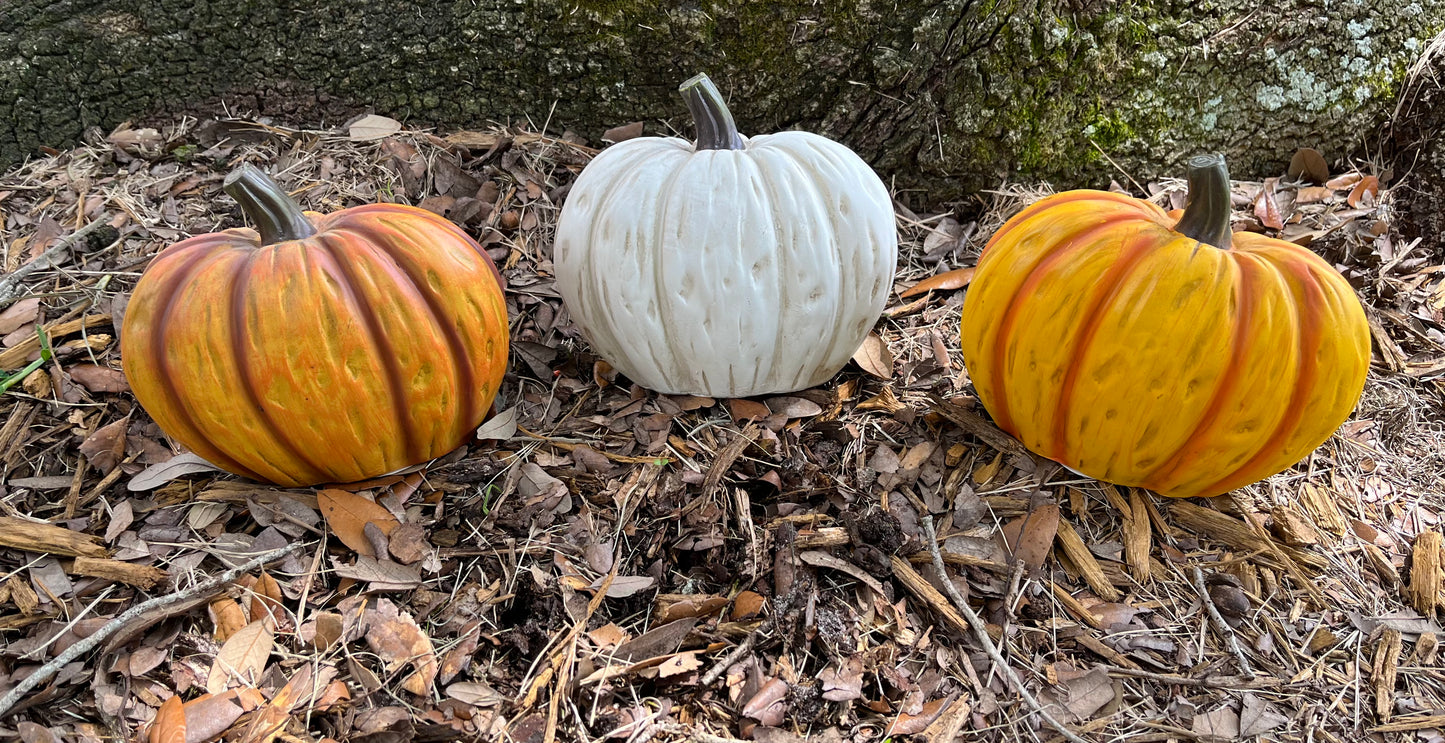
1253,178,1284,230
1295,185,1333,204
349,114,402,142
148,694,187,743
206,619,273,693
597,574,655,598
1193,705,1241,738
317,488,400,558
729,590,767,620
1325,172,1363,190
387,523,430,564
728,398,771,422
1287,147,1329,184
299,612,344,651
602,122,644,143
586,623,628,649
0,298,41,335
852,333,893,379
999,503,1060,571
250,572,284,628
742,677,790,725
1348,175,1380,208
475,405,518,440
886,696,950,736
366,607,438,695
656,594,729,623
78,416,129,473
1239,692,1289,736
446,681,505,706
1046,667,1116,721
333,555,423,590
67,364,130,393
181,691,255,743
614,617,697,662
819,656,864,702
438,630,479,684
656,650,703,679
208,597,249,642
765,396,822,419
899,267,975,298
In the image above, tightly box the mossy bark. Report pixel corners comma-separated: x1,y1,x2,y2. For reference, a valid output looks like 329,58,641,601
3,0,1441,196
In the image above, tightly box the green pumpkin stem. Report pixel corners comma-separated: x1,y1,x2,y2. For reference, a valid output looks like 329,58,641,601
223,165,317,245
1174,153,1234,250
679,73,745,151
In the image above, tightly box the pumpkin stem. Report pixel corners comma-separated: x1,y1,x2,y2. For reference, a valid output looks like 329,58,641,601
1174,153,1233,250
223,164,317,245
679,73,745,151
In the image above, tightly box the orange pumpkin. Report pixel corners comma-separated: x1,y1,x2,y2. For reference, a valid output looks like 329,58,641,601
121,165,509,487
959,154,1369,498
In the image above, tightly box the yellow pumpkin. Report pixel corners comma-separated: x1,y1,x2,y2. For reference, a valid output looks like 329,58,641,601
121,165,509,487
959,154,1370,498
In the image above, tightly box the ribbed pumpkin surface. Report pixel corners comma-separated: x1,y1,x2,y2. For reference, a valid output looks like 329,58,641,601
959,190,1370,498
121,204,508,487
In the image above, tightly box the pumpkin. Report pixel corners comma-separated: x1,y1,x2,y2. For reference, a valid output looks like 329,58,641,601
959,154,1369,499
554,73,897,397
121,166,509,487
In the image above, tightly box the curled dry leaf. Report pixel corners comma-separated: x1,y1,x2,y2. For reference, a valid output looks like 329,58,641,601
366,608,438,696
1348,175,1380,208
728,398,772,422
148,694,186,743
333,555,423,591
999,503,1061,571
899,267,975,298
657,594,728,623
78,416,129,473
656,651,703,679
128,452,222,492
819,656,865,702
67,364,130,393
317,488,400,558
741,677,790,725
1253,178,1284,230
249,571,285,628
205,619,273,693
852,333,893,379
729,590,767,620
886,696,951,736
475,405,519,441
208,597,249,643
181,690,255,743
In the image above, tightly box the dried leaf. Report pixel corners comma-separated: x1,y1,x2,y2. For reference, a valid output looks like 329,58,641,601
1239,692,1289,736
206,620,273,693
209,597,249,642
148,694,186,743
602,122,644,143
447,681,505,706
742,677,790,724
387,523,430,564
349,114,402,142
366,607,438,695
67,364,130,393
999,503,1060,571
1287,147,1329,184
1348,175,1380,208
730,590,767,620
1253,178,1284,230
728,398,771,422
656,651,702,679
0,298,41,336
1296,185,1333,204
886,696,950,736
180,691,252,743
250,572,284,627
656,594,728,623
78,416,129,473
899,267,975,298
333,555,422,590
475,405,519,440
1193,705,1240,738
766,396,822,419
128,453,222,491
597,574,655,598
819,656,864,702
853,333,893,379
317,488,400,558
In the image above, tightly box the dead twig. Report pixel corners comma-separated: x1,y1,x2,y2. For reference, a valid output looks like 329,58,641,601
0,541,305,719
921,515,1089,743
700,614,773,687
1192,565,1256,679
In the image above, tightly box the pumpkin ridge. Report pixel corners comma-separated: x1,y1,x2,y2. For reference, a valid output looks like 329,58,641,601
644,155,695,389
343,218,480,443
1196,259,1326,496
141,243,265,481
312,233,421,466
984,191,1153,257
988,211,1144,436
1050,225,1159,465
1141,251,1260,491
227,249,331,485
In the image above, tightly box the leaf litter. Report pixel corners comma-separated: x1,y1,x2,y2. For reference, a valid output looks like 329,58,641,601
0,116,1440,743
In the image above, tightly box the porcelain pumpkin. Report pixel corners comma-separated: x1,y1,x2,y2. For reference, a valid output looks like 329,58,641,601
959,154,1370,498
554,73,897,397
121,166,509,487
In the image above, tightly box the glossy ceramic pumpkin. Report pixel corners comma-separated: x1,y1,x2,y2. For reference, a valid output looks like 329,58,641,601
554,73,897,397
121,166,509,487
959,155,1370,498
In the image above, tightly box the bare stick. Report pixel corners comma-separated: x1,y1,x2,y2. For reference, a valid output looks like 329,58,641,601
1192,565,1257,679
922,515,1088,743
0,541,305,718
0,218,115,307
700,615,772,687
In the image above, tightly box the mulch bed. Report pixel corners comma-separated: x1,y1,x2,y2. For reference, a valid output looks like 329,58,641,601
1,110,1444,743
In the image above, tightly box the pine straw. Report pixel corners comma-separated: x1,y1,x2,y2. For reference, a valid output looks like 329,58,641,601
1,116,1444,743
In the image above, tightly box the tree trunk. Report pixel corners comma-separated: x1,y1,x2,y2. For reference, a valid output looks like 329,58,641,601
3,1,1441,196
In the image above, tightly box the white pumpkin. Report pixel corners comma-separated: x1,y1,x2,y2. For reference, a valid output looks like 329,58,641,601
554,73,898,397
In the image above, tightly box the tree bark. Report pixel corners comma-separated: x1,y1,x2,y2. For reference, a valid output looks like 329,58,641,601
3,1,1441,195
